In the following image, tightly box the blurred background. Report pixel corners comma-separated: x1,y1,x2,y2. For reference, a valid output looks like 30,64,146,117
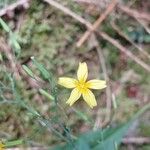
0,0,150,149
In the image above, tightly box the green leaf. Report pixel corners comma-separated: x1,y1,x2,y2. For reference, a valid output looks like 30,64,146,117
93,124,129,150
39,89,55,101
0,18,10,32
78,104,150,150
75,139,90,150
53,104,150,150
73,108,89,122
92,103,150,150
5,140,23,148
31,57,51,80
0,18,21,55
77,128,103,146
22,65,34,78
31,57,57,102
51,144,73,150
9,33,21,54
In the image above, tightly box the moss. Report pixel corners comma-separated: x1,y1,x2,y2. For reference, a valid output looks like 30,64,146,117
139,124,150,137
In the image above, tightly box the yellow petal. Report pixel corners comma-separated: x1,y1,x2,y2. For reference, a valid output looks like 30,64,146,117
58,77,77,88
66,88,81,106
82,89,97,108
77,62,88,82
86,79,106,90
0,143,4,150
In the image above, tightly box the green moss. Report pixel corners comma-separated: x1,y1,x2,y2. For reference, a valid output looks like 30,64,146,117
139,124,150,137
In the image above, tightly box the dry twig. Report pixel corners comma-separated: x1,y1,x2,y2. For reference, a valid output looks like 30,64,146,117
118,5,150,22
98,31,150,72
44,0,150,73
92,34,112,129
122,137,150,145
135,17,150,34
118,5,150,34
0,38,20,79
76,0,118,47
43,0,91,27
111,21,150,59
43,0,96,30
0,0,29,17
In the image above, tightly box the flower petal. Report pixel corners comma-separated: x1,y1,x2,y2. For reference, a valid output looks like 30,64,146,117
66,88,81,106
58,77,77,88
77,62,88,82
86,79,106,90
82,89,97,108
0,142,4,149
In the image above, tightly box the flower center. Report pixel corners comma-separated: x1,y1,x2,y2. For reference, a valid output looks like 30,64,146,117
76,81,87,93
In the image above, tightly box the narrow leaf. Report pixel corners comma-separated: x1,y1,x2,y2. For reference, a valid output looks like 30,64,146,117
93,103,150,150
5,140,23,148
22,65,34,78
39,89,55,101
31,57,50,80
0,18,10,32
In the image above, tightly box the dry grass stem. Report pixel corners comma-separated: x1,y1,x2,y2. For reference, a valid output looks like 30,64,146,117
44,0,150,73
76,0,118,47
122,137,150,145
118,5,150,22
111,21,150,59
98,31,150,72
0,38,20,79
43,0,92,27
92,34,112,129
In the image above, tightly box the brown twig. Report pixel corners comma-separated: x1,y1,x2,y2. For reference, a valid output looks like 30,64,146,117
43,0,93,30
0,37,20,79
43,0,91,27
118,5,150,34
92,34,112,129
122,137,150,145
98,31,150,72
0,0,29,17
135,17,150,34
44,0,150,73
76,0,118,47
111,21,150,59
118,5,150,22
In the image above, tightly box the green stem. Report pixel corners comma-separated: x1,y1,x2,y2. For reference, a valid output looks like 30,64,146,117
5,140,23,148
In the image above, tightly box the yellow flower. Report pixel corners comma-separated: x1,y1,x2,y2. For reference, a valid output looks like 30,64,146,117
58,62,107,108
0,142,5,150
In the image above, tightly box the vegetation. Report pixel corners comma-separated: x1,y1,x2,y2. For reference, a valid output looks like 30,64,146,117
0,0,150,149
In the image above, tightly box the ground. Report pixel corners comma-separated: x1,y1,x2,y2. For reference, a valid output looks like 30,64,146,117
0,0,150,149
